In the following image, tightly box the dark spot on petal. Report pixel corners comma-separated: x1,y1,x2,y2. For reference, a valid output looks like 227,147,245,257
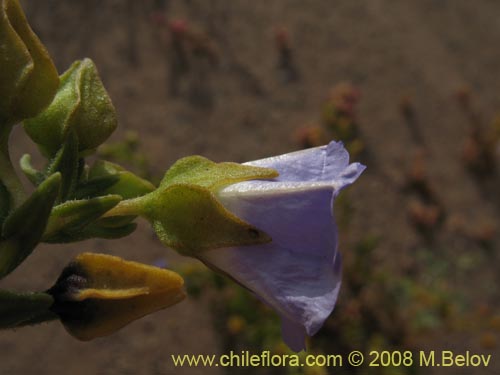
65,275,87,294
248,228,259,239
46,262,88,301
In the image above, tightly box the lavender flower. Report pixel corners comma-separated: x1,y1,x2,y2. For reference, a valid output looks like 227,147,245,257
199,141,365,351
104,140,365,350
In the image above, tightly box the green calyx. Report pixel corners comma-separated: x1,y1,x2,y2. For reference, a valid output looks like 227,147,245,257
159,155,277,190
106,156,278,256
23,58,117,157
151,183,271,255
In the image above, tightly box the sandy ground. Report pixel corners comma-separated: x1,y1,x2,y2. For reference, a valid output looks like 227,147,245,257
1,0,499,374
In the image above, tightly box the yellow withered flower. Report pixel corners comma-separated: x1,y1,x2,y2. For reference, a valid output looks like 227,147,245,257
48,253,185,341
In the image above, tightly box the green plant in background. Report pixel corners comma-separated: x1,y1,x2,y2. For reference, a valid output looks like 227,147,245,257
455,86,499,178
295,82,364,159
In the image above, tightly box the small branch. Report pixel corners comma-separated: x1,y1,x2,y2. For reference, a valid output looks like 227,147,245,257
0,125,26,208
102,196,144,218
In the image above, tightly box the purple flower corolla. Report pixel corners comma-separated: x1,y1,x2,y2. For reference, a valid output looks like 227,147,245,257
198,141,366,351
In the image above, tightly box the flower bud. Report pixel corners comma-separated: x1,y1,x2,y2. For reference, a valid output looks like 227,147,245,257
48,252,185,341
0,0,58,125
24,58,117,156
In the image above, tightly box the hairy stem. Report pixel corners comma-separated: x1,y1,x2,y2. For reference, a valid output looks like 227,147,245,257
0,125,26,208
102,196,144,218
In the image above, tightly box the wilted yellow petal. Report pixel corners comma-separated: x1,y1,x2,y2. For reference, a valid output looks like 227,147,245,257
73,287,150,301
74,252,183,294
49,253,185,341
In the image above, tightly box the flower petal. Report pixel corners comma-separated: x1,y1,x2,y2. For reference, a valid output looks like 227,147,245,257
200,243,342,350
243,141,364,183
281,316,307,352
218,186,337,259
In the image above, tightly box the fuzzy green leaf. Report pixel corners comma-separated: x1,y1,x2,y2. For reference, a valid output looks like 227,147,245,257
0,183,10,223
0,173,60,277
73,175,121,200
19,154,44,186
45,222,137,243
24,58,117,156
45,129,79,201
43,194,122,242
0,0,59,125
88,160,155,199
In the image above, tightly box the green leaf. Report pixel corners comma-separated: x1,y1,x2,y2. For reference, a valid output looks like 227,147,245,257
73,175,121,200
44,222,137,243
0,173,60,278
94,215,136,228
0,0,31,124
0,182,10,223
0,0,59,125
19,154,44,186
45,129,79,201
23,59,80,156
80,222,137,240
23,58,117,156
88,160,155,199
0,290,56,329
43,194,122,242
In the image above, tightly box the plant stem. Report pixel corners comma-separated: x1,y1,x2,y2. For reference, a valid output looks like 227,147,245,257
102,196,144,217
0,124,26,208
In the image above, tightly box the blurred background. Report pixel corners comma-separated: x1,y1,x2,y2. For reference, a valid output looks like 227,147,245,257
2,0,499,374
